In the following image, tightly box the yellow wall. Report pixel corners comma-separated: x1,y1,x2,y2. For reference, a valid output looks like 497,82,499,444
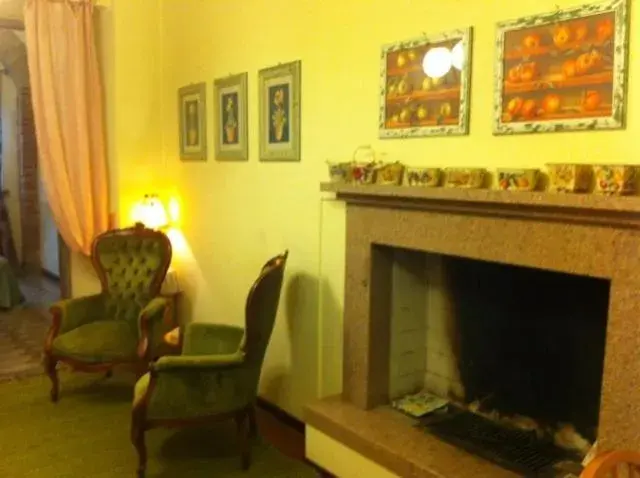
157,0,639,419
79,0,639,419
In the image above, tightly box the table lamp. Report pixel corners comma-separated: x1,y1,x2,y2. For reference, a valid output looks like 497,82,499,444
132,194,169,229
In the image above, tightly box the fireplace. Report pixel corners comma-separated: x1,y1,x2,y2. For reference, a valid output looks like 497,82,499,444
387,247,610,442
306,183,640,478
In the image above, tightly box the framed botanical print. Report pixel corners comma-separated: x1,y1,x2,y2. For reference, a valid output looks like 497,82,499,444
494,0,630,135
258,60,301,162
213,73,248,161
178,82,207,161
379,27,473,139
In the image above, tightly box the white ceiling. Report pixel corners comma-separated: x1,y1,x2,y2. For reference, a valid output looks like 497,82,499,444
0,0,23,21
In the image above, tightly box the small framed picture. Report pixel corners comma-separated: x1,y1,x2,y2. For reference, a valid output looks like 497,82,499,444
213,73,248,161
178,82,207,161
258,60,301,162
494,0,630,135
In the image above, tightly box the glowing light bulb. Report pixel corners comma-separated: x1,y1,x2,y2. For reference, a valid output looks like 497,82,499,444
422,47,452,79
451,41,464,70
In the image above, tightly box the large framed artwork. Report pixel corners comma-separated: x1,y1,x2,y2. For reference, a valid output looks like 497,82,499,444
178,82,207,161
258,60,301,162
213,73,248,161
379,27,473,139
494,0,630,135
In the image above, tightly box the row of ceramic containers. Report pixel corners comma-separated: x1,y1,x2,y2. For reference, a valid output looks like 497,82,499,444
327,161,639,195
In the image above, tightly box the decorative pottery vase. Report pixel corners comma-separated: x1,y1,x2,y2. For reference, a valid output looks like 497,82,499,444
547,164,591,193
404,168,441,187
593,165,637,195
497,169,539,191
444,168,486,189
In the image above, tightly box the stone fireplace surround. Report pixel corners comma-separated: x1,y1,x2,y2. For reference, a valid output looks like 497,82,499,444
305,182,640,478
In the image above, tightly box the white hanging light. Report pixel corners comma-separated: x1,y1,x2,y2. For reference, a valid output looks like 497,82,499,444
422,47,452,79
451,41,464,70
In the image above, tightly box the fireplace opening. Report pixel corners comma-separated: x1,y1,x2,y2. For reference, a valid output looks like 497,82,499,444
386,247,610,475
448,256,610,444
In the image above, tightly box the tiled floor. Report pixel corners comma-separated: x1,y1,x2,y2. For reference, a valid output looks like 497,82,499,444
0,275,59,382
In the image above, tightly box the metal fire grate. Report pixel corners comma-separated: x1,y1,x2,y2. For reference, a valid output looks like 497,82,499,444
421,409,575,477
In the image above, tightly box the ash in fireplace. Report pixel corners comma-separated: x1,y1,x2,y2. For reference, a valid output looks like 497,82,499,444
466,399,593,458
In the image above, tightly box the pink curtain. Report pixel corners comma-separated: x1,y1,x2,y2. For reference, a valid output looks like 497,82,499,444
24,0,109,256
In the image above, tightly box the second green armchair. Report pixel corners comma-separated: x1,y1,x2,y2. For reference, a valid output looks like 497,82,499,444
131,251,288,477
44,224,173,402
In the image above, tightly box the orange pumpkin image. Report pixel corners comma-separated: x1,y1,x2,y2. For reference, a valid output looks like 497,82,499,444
507,97,524,116
522,34,541,48
520,99,537,119
519,62,538,82
542,94,561,114
574,22,589,41
596,18,614,42
583,90,602,111
507,65,522,83
562,59,577,79
553,25,572,47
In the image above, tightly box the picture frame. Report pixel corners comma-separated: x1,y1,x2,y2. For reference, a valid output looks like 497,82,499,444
178,82,207,161
258,60,301,162
494,0,630,135
379,27,473,139
213,73,248,161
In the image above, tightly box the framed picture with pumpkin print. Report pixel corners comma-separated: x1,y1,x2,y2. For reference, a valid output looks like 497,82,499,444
258,60,301,162
214,73,248,161
494,0,630,135
178,82,207,160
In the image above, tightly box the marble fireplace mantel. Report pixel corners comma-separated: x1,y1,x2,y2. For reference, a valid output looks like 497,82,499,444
305,182,640,478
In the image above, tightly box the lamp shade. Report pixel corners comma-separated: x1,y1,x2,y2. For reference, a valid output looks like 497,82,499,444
132,194,169,229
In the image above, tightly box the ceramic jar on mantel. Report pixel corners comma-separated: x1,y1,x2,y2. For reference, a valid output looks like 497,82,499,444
496,169,539,192
404,167,442,187
444,168,487,189
547,164,591,193
592,164,637,195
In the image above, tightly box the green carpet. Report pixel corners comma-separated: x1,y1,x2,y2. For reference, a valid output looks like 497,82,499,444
0,372,317,477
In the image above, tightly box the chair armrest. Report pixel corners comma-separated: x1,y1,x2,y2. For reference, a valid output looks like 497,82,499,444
49,294,105,334
139,296,169,323
150,351,245,372
137,296,171,359
183,323,245,356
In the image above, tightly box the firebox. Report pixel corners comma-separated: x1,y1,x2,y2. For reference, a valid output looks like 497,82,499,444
387,246,610,474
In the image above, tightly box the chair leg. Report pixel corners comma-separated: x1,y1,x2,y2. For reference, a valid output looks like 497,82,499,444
131,419,147,478
248,404,258,439
235,410,251,470
44,354,59,402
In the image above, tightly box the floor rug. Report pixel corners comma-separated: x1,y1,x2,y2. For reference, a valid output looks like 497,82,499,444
0,307,49,382
0,372,318,477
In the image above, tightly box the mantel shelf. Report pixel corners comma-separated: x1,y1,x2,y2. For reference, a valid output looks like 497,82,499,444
321,182,640,228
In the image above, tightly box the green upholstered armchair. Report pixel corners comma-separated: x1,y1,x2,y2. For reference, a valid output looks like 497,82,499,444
44,225,173,402
131,251,288,477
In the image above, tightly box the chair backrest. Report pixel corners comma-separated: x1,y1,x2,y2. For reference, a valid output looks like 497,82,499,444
244,251,288,388
92,225,172,322
581,450,640,478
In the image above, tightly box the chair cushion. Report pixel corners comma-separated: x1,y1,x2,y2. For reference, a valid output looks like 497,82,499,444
52,321,138,363
133,372,150,407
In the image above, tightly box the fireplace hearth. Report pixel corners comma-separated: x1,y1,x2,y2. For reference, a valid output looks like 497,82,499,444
306,183,640,478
